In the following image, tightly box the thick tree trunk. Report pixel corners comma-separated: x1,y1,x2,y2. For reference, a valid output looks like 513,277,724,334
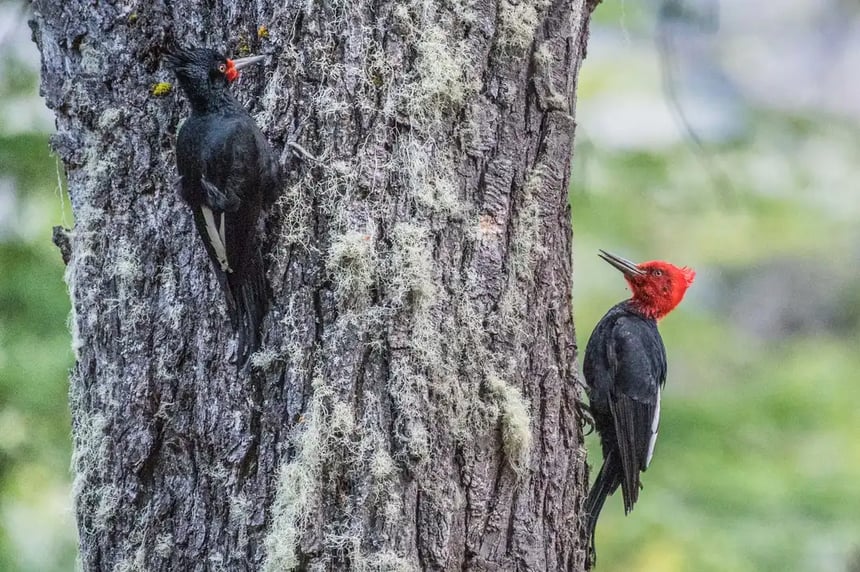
32,0,594,570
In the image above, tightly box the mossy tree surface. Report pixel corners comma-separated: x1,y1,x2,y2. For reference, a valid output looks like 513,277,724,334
32,0,595,569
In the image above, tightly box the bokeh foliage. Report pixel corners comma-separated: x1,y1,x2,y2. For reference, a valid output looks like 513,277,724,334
573,54,860,572
0,136,76,570
1,3,77,567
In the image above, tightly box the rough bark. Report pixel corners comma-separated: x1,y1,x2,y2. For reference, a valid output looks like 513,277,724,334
32,0,594,570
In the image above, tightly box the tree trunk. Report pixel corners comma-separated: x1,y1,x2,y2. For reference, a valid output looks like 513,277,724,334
32,0,595,569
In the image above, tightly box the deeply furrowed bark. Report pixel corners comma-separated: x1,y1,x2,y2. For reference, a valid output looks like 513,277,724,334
32,0,595,569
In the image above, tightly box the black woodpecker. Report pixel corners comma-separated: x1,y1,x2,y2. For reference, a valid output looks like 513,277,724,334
166,47,280,367
583,250,695,567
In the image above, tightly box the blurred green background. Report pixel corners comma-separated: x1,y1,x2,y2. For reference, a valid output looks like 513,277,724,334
0,1,78,571
1,0,858,570
575,1,860,571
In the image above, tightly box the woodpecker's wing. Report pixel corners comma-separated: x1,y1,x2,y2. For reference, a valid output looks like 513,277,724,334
200,116,265,206
194,116,272,273
254,127,282,205
606,315,667,513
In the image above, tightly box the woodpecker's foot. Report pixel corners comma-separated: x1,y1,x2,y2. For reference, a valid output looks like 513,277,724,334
578,401,595,435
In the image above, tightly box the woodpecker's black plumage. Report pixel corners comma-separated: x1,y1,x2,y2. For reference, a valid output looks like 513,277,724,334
584,300,667,561
167,47,280,367
581,249,696,568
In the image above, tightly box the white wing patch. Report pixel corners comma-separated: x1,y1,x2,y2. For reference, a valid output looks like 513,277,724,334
201,206,233,273
219,212,227,253
646,386,661,467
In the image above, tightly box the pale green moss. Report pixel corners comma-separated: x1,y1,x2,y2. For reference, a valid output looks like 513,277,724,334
370,446,393,474
487,373,532,473
229,493,252,550
327,230,377,308
249,347,280,370
264,379,357,570
405,419,431,463
388,361,431,465
351,545,414,572
534,41,553,68
64,259,83,358
389,223,434,308
94,484,121,529
330,401,356,437
237,35,252,57
154,533,173,558
70,411,110,519
111,549,146,572
408,26,471,117
497,0,550,51
112,239,141,282
400,141,463,215
97,108,124,130
264,416,322,569
383,493,403,523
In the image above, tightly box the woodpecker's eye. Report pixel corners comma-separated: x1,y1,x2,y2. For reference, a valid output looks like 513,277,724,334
218,63,227,73
653,269,663,277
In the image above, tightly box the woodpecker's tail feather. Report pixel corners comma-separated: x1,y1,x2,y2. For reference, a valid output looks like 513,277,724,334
584,450,622,569
225,249,267,369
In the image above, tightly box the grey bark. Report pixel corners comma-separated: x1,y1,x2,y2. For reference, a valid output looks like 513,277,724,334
32,0,596,570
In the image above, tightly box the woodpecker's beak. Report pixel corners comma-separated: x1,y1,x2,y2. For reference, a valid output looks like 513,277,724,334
230,55,267,71
598,249,645,277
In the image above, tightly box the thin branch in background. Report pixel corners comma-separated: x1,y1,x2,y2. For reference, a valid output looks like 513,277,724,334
656,0,739,207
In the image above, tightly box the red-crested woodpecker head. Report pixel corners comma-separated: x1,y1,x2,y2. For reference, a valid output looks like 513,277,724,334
223,55,267,83
166,47,268,109
224,59,239,82
598,249,695,320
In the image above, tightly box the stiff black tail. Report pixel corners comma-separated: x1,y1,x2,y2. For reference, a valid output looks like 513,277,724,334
225,249,267,368
585,451,622,569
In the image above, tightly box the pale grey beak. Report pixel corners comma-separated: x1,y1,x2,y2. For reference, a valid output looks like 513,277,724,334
231,55,267,71
598,249,645,277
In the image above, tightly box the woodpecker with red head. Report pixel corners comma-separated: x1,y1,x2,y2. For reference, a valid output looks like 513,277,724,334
583,250,695,567
166,47,281,367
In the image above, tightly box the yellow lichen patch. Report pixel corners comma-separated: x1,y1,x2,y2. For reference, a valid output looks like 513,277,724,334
257,25,270,39
237,36,251,57
150,82,172,97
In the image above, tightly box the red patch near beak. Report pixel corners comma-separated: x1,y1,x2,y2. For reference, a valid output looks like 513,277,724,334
681,266,696,286
225,59,239,83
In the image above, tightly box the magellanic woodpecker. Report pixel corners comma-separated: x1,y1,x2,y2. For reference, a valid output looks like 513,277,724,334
166,46,281,368
583,249,695,567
